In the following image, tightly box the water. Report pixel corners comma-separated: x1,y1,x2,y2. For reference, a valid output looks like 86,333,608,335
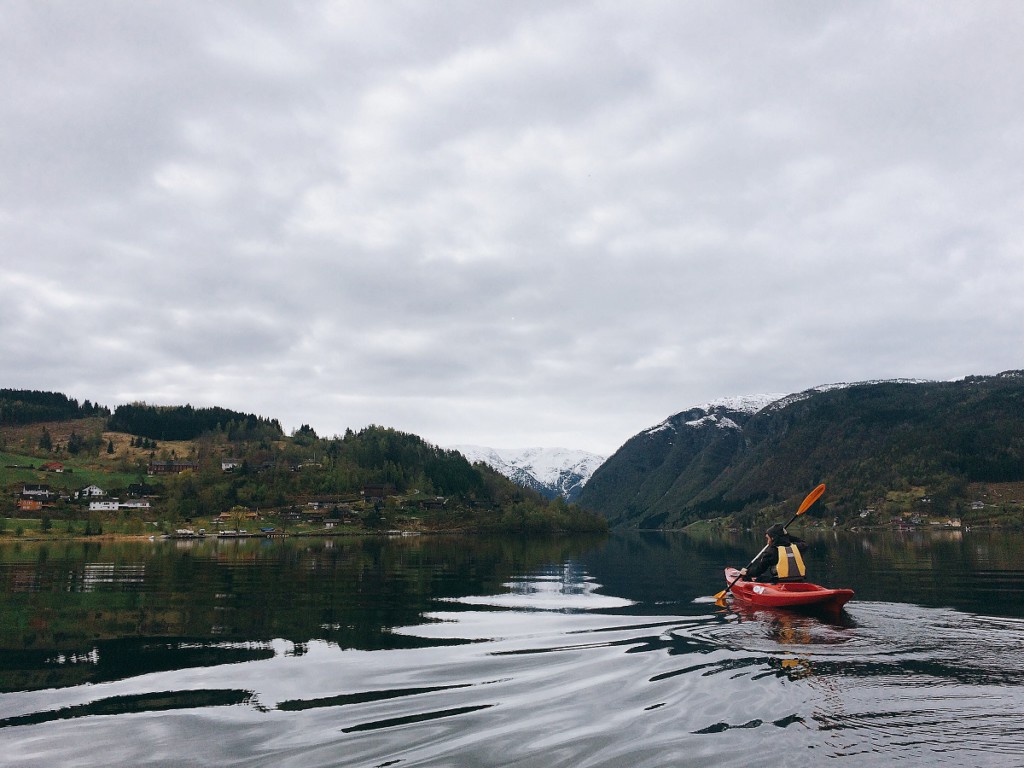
1,530,1023,766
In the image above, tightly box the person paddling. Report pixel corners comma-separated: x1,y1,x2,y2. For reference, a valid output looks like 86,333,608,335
740,523,807,583
715,484,824,601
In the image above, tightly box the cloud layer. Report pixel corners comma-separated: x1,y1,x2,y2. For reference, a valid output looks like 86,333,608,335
4,2,1023,453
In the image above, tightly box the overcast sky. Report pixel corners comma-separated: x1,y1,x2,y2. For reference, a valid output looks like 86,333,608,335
3,2,1023,455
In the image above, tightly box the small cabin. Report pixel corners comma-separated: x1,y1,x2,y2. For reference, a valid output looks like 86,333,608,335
361,484,395,502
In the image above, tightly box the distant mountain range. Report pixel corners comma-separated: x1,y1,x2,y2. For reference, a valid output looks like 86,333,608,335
451,445,606,502
577,371,1024,528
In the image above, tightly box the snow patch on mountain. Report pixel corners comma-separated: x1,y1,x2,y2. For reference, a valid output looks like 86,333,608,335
644,381,941,438
765,379,935,411
643,393,786,436
451,445,606,502
697,393,789,414
685,414,742,430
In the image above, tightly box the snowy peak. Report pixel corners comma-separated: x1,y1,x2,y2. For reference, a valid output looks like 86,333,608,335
696,394,789,414
642,393,786,436
452,445,606,502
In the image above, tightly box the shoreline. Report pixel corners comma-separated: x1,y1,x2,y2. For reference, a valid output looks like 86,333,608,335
1,524,1013,546
0,526,601,544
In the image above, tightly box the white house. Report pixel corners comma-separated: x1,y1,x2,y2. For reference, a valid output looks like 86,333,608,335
222,458,242,472
119,500,151,510
81,484,106,498
89,500,119,512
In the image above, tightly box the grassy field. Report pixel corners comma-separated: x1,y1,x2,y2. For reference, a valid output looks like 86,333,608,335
0,517,98,538
0,416,201,493
0,449,143,491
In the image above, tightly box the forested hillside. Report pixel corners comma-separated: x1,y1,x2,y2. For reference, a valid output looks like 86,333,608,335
1,397,607,536
578,371,1024,529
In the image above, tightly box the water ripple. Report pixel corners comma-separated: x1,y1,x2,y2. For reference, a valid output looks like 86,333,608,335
4,568,1024,766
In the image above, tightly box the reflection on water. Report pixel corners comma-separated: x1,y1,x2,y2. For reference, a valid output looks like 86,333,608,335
1,531,1023,766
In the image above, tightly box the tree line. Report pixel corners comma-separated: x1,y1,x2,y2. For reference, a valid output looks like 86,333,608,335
107,403,284,442
0,389,108,425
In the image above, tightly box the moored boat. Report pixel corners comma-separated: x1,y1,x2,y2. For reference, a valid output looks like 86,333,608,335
723,567,853,611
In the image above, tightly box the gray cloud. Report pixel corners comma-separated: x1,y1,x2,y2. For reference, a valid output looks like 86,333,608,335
3,2,1023,454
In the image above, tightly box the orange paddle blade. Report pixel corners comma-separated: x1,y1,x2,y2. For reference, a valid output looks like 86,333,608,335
796,483,826,515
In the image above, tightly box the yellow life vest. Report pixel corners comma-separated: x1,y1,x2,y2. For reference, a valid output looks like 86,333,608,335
774,544,806,581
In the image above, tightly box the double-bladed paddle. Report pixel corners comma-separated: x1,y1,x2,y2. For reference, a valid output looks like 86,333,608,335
713,483,826,601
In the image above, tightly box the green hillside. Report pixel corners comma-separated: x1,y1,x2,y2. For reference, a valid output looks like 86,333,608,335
578,371,1024,529
1,406,606,537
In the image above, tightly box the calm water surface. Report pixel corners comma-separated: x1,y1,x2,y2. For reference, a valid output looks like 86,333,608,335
1,529,1023,767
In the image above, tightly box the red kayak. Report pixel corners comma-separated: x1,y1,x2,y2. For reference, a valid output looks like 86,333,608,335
724,568,854,611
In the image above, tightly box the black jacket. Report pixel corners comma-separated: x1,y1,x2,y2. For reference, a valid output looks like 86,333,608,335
745,533,805,582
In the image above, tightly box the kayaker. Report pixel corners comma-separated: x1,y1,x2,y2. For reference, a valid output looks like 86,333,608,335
740,523,807,583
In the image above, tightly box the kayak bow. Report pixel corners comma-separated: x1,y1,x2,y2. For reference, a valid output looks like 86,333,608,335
723,568,853,611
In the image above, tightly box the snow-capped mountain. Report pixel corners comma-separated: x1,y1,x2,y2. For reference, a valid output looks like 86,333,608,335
452,445,606,502
642,383,937,438
579,371,1024,528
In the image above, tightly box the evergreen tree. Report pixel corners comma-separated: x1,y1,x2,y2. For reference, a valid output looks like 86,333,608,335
67,431,85,455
